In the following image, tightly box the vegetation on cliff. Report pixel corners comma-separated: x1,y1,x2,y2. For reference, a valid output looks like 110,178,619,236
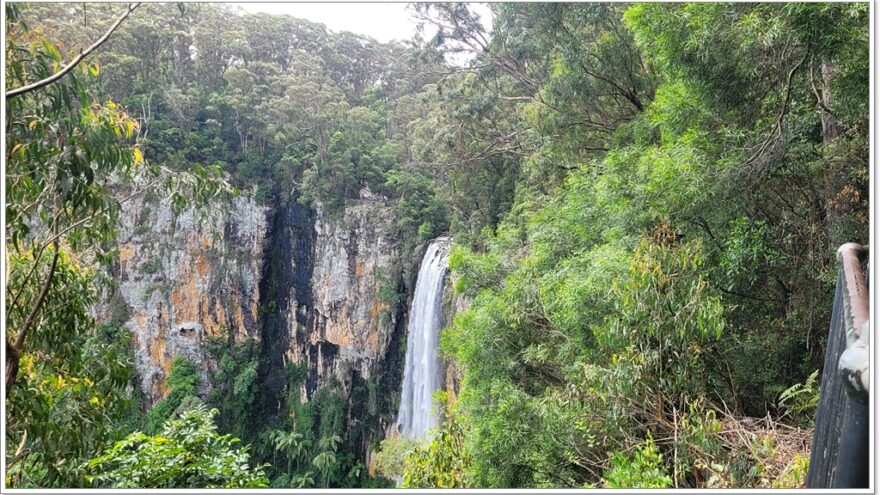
4,2,868,489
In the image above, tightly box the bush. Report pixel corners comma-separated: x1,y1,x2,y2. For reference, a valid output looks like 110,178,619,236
86,405,269,488
603,435,672,488
106,294,130,326
402,412,472,488
133,224,151,237
144,357,200,433
374,435,419,480
140,257,162,275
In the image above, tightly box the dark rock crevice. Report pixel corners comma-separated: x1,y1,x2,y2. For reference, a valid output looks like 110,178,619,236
256,194,316,423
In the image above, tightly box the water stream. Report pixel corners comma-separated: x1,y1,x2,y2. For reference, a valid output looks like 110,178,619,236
396,237,451,439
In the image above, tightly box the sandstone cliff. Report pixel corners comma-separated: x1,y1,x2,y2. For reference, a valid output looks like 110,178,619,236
108,193,267,403
109,190,410,413
306,200,402,390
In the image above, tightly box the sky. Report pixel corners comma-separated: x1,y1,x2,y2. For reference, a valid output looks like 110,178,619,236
232,2,492,44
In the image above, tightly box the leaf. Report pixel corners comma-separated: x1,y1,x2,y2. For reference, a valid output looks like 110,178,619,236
42,39,62,62
132,147,143,165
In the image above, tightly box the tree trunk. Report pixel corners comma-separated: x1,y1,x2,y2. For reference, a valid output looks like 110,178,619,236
5,340,20,396
821,58,845,246
821,60,843,141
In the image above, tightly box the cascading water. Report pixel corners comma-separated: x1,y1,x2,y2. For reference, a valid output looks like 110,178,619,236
396,237,451,440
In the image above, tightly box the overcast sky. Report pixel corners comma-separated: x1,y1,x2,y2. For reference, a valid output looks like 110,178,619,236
232,2,492,44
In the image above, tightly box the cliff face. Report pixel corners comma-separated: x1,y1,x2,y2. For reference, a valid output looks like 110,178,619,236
109,194,267,403
304,200,402,393
111,191,408,412
442,273,469,404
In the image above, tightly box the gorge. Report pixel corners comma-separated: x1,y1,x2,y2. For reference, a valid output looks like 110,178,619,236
99,188,429,478
4,2,869,490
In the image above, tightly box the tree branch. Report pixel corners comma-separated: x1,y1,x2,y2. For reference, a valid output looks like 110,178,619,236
13,241,60,352
6,240,60,395
7,174,162,315
6,3,140,100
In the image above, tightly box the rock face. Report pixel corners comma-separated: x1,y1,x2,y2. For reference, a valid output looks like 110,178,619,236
105,187,480,471
441,273,469,404
108,194,267,403
110,190,408,412
305,201,401,390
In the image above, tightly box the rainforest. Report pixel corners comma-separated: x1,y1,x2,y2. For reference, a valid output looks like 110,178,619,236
3,2,870,490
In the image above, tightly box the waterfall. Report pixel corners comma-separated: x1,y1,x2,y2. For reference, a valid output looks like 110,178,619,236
396,237,451,440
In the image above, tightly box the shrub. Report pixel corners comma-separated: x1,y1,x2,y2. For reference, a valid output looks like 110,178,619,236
374,435,419,480
86,405,269,488
144,357,200,433
603,435,673,488
140,257,162,275
402,411,472,488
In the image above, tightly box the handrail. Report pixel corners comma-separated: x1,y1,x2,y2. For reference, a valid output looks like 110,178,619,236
836,243,869,401
806,242,869,488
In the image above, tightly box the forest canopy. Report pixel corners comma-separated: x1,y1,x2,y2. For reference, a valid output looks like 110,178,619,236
4,1,869,490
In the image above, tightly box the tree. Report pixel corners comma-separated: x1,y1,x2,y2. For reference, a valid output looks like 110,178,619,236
270,430,309,475
312,450,337,488
143,357,201,434
5,3,231,395
86,406,269,488
5,3,140,99
374,434,420,480
5,5,233,487
603,435,672,488
5,251,134,487
402,411,472,488
11,2,866,489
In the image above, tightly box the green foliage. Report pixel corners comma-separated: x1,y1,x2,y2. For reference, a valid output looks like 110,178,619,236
719,217,785,291
772,454,809,488
5,6,233,485
242,378,381,489
140,257,162,275
86,405,269,488
106,293,131,326
206,338,260,440
402,411,472,488
385,170,449,243
5,249,135,488
374,434,419,480
10,2,867,489
6,3,234,261
447,244,507,298
597,240,725,413
132,224,151,237
144,357,200,434
427,3,864,487
603,435,672,488
778,370,820,427
375,268,402,308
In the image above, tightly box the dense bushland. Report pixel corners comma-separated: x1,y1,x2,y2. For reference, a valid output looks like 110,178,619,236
5,2,867,489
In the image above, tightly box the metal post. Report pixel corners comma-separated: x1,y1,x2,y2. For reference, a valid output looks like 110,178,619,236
806,242,869,488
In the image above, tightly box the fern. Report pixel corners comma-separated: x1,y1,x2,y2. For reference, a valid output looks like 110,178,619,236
778,370,820,423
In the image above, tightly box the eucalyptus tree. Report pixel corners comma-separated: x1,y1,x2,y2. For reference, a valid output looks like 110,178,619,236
5,3,231,486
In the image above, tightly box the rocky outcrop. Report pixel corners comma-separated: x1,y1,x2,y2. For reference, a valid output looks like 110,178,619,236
107,193,267,403
295,199,404,398
107,186,412,439
441,271,469,404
